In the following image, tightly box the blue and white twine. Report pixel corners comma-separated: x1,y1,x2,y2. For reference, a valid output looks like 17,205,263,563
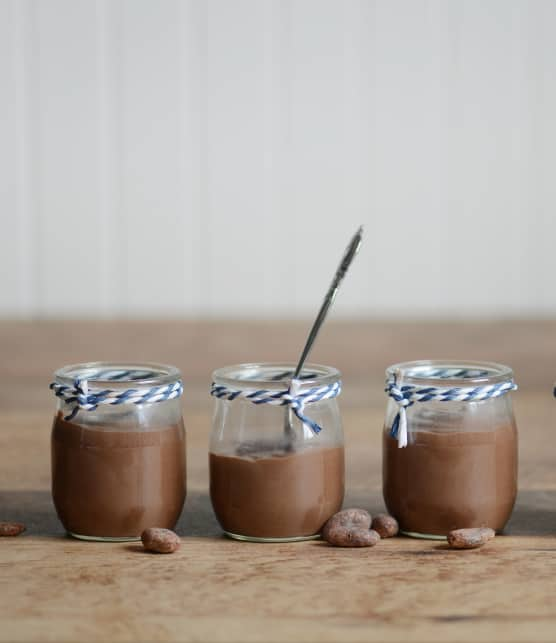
210,377,341,435
386,368,517,449
50,368,183,421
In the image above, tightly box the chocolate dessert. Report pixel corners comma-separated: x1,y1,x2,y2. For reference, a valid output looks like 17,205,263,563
210,445,344,539
383,422,517,536
51,413,186,539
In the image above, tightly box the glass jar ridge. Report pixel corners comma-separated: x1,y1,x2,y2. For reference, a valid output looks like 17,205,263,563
382,359,518,540
386,359,515,387
50,361,186,542
209,362,345,542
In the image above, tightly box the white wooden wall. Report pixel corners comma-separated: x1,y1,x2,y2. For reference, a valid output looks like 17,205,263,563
1,0,555,318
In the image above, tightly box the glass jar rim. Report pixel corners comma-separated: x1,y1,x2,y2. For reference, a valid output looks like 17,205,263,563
53,361,181,389
385,359,514,385
212,362,341,390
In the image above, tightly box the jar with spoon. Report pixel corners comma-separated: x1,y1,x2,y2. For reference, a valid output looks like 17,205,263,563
208,227,363,542
209,362,344,541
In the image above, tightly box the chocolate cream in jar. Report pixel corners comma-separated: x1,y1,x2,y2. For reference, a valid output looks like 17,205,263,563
50,363,186,541
382,360,518,539
209,363,345,542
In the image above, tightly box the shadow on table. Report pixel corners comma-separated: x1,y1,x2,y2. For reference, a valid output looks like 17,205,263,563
1,488,554,538
0,490,64,536
0,489,220,538
505,489,556,536
344,488,556,537
343,488,385,517
176,491,220,537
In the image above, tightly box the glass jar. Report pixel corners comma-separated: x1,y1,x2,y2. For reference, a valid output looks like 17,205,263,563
382,360,518,539
50,362,186,541
209,362,345,542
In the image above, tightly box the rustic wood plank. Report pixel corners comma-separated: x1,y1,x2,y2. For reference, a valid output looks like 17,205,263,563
1,320,555,642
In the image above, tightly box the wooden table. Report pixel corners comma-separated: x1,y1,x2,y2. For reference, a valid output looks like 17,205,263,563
1,320,556,643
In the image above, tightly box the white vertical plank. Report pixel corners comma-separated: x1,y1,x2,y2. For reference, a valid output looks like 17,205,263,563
258,0,301,318
119,0,194,315
0,0,34,315
286,0,363,315
369,0,456,315
451,0,529,316
15,0,36,316
33,0,102,315
339,0,377,316
96,0,124,316
525,0,556,314
361,0,530,316
0,0,19,313
178,0,207,316
203,0,287,317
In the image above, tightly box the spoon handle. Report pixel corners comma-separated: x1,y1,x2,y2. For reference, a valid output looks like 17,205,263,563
293,226,363,379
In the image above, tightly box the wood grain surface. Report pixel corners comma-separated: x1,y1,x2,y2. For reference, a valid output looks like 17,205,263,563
1,320,556,643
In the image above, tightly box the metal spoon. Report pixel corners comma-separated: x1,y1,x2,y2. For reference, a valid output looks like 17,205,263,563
283,225,364,446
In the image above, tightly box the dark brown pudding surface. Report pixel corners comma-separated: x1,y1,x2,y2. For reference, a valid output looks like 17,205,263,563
383,423,517,536
52,413,186,538
210,445,344,539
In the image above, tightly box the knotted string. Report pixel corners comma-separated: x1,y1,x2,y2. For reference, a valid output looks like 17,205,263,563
385,368,517,449
385,369,410,448
50,369,183,421
210,378,341,435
